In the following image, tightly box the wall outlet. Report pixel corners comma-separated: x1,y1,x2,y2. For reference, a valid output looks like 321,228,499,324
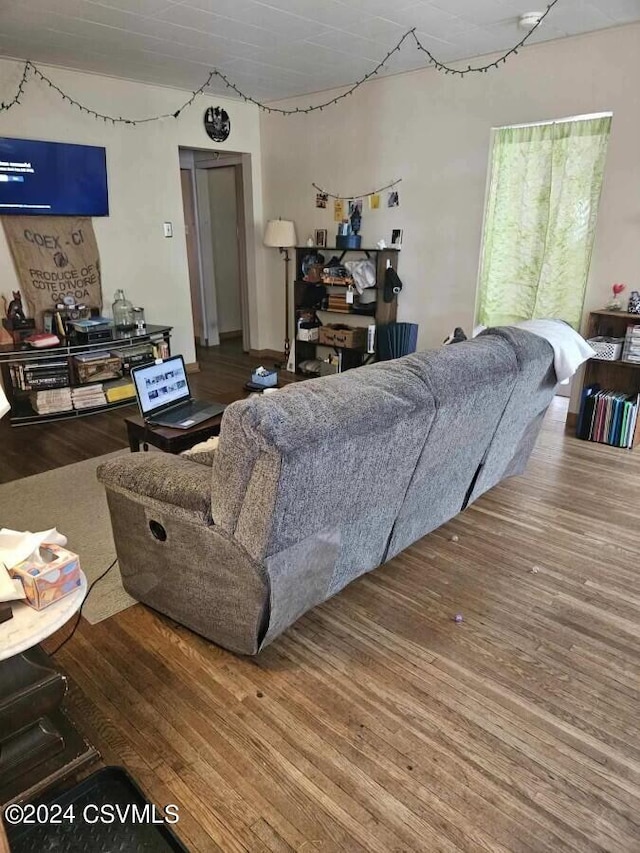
163,222,173,238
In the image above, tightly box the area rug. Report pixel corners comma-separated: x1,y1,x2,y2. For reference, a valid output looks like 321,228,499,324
0,451,136,624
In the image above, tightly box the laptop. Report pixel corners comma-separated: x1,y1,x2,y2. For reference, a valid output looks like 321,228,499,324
131,355,226,429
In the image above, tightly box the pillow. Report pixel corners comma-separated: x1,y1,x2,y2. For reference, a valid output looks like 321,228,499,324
181,435,219,466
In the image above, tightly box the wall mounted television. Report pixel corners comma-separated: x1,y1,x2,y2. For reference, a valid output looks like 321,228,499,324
0,137,108,216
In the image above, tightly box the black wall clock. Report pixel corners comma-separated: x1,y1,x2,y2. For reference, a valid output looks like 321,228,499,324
204,106,231,142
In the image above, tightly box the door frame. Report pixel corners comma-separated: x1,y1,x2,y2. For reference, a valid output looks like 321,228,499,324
179,148,252,352
192,153,251,352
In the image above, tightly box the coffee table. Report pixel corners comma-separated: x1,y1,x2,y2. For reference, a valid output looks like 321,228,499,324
0,573,98,805
124,413,223,454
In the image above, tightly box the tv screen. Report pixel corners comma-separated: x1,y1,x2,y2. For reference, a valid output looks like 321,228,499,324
0,137,108,216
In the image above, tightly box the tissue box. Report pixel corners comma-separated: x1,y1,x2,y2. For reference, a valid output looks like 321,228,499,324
251,368,278,388
10,544,82,610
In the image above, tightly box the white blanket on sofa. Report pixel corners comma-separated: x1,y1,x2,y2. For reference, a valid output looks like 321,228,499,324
473,319,596,384
513,320,596,384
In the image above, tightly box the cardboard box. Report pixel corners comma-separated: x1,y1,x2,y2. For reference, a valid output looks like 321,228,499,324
74,355,122,384
297,327,319,342
318,324,367,350
10,544,82,610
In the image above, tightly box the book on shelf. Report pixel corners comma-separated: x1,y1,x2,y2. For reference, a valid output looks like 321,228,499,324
151,340,170,359
73,350,112,363
576,384,640,448
70,317,113,332
622,324,640,362
10,361,70,391
105,378,136,403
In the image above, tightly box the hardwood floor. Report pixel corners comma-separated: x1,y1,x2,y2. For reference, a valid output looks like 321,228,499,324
4,347,640,851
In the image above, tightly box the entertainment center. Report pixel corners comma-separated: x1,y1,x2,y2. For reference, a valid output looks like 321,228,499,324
0,325,171,425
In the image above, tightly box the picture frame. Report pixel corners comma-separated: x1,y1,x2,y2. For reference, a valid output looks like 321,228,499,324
315,228,327,248
391,228,403,247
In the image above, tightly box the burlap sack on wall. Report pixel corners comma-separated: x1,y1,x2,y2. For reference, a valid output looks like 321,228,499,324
2,216,103,325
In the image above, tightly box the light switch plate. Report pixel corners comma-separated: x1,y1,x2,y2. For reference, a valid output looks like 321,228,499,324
163,222,173,238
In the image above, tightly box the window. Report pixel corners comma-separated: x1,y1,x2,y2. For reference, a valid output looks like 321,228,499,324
476,113,611,329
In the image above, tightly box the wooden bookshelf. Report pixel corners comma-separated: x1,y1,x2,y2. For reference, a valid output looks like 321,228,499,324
583,310,640,397
293,246,399,374
568,309,640,447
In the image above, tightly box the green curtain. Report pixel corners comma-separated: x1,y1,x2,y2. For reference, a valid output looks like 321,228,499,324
476,116,611,329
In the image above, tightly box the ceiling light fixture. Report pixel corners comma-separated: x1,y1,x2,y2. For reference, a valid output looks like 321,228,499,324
519,12,544,28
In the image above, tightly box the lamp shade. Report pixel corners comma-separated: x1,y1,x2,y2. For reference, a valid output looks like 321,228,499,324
264,219,297,249
0,383,9,420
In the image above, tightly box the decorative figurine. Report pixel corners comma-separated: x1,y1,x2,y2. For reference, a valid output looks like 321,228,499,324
6,291,26,321
606,282,625,311
2,291,36,345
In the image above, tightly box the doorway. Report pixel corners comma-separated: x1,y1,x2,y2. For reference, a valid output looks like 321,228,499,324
206,165,242,343
179,148,252,351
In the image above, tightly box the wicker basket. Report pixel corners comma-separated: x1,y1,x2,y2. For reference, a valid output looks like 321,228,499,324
587,336,624,361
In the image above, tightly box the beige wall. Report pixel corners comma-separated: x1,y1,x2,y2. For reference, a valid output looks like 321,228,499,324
0,57,265,364
260,23,640,374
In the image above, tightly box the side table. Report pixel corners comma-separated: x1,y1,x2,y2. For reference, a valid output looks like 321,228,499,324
124,414,223,454
0,573,98,805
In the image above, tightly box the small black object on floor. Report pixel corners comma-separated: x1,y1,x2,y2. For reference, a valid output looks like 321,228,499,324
244,381,280,392
7,766,188,853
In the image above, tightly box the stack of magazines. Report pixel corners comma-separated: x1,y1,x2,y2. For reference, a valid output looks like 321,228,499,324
72,385,106,410
576,385,639,448
30,388,73,414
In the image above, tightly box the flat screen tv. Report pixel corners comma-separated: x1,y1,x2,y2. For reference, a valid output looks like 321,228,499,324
0,137,108,216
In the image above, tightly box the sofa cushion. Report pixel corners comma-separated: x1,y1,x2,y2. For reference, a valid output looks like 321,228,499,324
468,326,556,502
385,334,520,559
212,357,437,595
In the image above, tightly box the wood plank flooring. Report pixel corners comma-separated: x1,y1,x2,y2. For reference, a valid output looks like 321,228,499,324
4,346,640,851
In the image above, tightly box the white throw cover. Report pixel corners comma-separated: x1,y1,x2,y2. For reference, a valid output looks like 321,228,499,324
512,319,596,384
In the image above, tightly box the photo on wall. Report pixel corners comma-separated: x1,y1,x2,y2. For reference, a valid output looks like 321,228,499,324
314,229,327,248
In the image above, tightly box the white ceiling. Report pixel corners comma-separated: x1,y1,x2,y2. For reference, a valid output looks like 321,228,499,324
1,0,639,103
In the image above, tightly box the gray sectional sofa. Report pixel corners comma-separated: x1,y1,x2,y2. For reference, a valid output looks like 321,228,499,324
97,327,557,655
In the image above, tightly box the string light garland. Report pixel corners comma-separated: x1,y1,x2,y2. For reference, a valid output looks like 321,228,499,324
207,0,560,114
412,0,560,75
29,62,215,124
0,61,29,112
0,1,560,122
312,179,401,201
0,61,215,124
212,28,418,115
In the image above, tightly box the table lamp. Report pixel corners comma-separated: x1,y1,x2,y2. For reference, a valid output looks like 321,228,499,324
264,219,297,368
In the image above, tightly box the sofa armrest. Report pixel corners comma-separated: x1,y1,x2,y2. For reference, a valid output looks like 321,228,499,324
97,453,212,521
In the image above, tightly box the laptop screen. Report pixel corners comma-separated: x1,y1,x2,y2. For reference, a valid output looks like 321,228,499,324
132,356,190,417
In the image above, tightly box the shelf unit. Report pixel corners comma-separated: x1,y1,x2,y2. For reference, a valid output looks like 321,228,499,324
569,309,640,447
293,246,399,375
581,310,640,397
0,324,172,426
